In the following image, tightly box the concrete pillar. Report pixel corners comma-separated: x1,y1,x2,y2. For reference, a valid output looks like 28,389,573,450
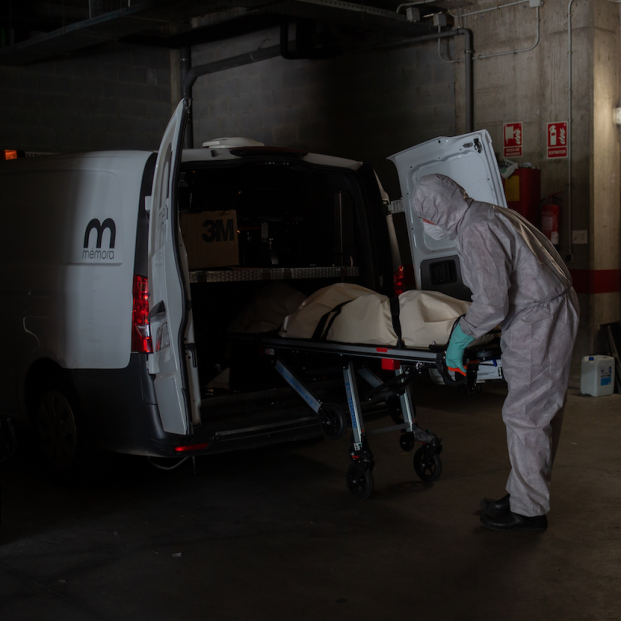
588,0,621,350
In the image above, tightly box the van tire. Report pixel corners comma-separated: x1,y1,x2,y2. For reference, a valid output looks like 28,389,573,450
31,371,110,485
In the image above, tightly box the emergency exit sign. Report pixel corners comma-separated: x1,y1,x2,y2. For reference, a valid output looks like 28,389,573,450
503,122,523,158
547,122,568,158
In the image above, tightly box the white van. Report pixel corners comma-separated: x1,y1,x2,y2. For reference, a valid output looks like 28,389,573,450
0,100,506,480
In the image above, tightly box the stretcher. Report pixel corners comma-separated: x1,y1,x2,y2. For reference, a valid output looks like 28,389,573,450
242,333,503,499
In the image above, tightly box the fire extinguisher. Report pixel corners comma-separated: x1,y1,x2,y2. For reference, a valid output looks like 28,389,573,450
540,193,562,248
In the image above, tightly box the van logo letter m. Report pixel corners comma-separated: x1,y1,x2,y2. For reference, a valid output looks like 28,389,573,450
81,218,120,262
84,218,116,249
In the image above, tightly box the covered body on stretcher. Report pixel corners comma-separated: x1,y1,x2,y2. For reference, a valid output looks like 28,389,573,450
227,282,503,498
229,282,503,386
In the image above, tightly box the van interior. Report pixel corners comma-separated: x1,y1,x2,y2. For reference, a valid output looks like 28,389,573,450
178,157,389,423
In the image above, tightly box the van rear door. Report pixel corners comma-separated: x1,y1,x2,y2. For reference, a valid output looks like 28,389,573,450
148,99,201,435
388,130,506,299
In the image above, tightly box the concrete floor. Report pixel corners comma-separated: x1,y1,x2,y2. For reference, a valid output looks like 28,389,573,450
1,381,620,621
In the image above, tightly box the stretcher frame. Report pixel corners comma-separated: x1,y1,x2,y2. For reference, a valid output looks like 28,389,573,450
251,335,503,498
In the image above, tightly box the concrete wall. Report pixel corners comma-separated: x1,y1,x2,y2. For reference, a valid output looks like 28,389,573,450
0,42,173,153
190,27,456,199
4,10,616,382
454,0,621,381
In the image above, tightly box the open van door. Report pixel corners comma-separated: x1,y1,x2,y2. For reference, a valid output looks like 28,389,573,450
388,130,506,300
147,99,201,435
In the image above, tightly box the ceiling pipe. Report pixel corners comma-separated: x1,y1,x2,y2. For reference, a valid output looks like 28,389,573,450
280,19,342,59
179,27,474,147
180,44,281,149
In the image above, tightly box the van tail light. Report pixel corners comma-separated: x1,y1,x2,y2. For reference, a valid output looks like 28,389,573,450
1,150,18,160
393,265,416,296
132,275,153,353
175,442,209,453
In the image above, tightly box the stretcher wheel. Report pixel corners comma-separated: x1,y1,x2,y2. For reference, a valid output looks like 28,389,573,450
346,463,374,499
399,432,415,452
413,447,442,482
319,403,346,441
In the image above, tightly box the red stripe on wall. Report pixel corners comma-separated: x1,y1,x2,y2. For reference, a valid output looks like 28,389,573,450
569,269,621,294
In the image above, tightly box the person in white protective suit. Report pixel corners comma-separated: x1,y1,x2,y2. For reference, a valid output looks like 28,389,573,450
413,174,579,531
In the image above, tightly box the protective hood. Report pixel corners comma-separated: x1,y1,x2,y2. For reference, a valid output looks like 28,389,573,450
412,174,473,240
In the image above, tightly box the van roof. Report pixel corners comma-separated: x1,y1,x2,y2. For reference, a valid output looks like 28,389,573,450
181,147,362,171
0,148,363,173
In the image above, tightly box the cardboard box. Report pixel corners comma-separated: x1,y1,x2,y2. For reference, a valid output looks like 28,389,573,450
180,210,239,269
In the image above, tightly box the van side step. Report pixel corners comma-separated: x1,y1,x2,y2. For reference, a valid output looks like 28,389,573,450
149,409,321,458
201,378,341,410
212,415,318,443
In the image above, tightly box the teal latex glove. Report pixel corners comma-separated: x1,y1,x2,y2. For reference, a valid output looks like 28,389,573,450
445,323,475,376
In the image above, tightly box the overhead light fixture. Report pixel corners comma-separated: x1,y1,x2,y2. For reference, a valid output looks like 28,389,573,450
614,108,621,125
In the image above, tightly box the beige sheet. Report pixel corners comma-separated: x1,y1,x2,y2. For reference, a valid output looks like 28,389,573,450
279,283,492,348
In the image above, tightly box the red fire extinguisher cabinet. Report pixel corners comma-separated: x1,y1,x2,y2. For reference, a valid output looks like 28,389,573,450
502,168,541,226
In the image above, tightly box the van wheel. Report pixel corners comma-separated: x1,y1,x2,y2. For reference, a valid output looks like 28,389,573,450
33,375,108,484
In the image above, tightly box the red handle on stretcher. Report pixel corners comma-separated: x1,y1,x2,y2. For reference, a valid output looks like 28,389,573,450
435,351,479,388
447,360,479,377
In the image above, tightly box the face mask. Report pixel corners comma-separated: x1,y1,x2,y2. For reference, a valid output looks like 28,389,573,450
423,221,445,240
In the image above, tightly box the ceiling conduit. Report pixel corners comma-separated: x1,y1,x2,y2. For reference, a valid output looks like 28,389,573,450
180,26,475,147
180,44,282,148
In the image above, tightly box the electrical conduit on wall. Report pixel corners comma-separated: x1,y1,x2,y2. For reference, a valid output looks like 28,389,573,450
445,0,541,62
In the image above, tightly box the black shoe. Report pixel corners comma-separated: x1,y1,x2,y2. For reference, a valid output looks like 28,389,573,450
479,493,510,514
480,510,547,531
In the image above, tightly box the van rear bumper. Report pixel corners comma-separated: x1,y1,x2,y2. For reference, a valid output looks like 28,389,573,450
68,354,321,458
68,353,171,456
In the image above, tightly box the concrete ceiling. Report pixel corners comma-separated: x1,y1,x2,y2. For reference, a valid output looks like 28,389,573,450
0,0,475,66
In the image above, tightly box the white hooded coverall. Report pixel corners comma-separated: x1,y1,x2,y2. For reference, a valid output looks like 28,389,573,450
413,174,579,517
